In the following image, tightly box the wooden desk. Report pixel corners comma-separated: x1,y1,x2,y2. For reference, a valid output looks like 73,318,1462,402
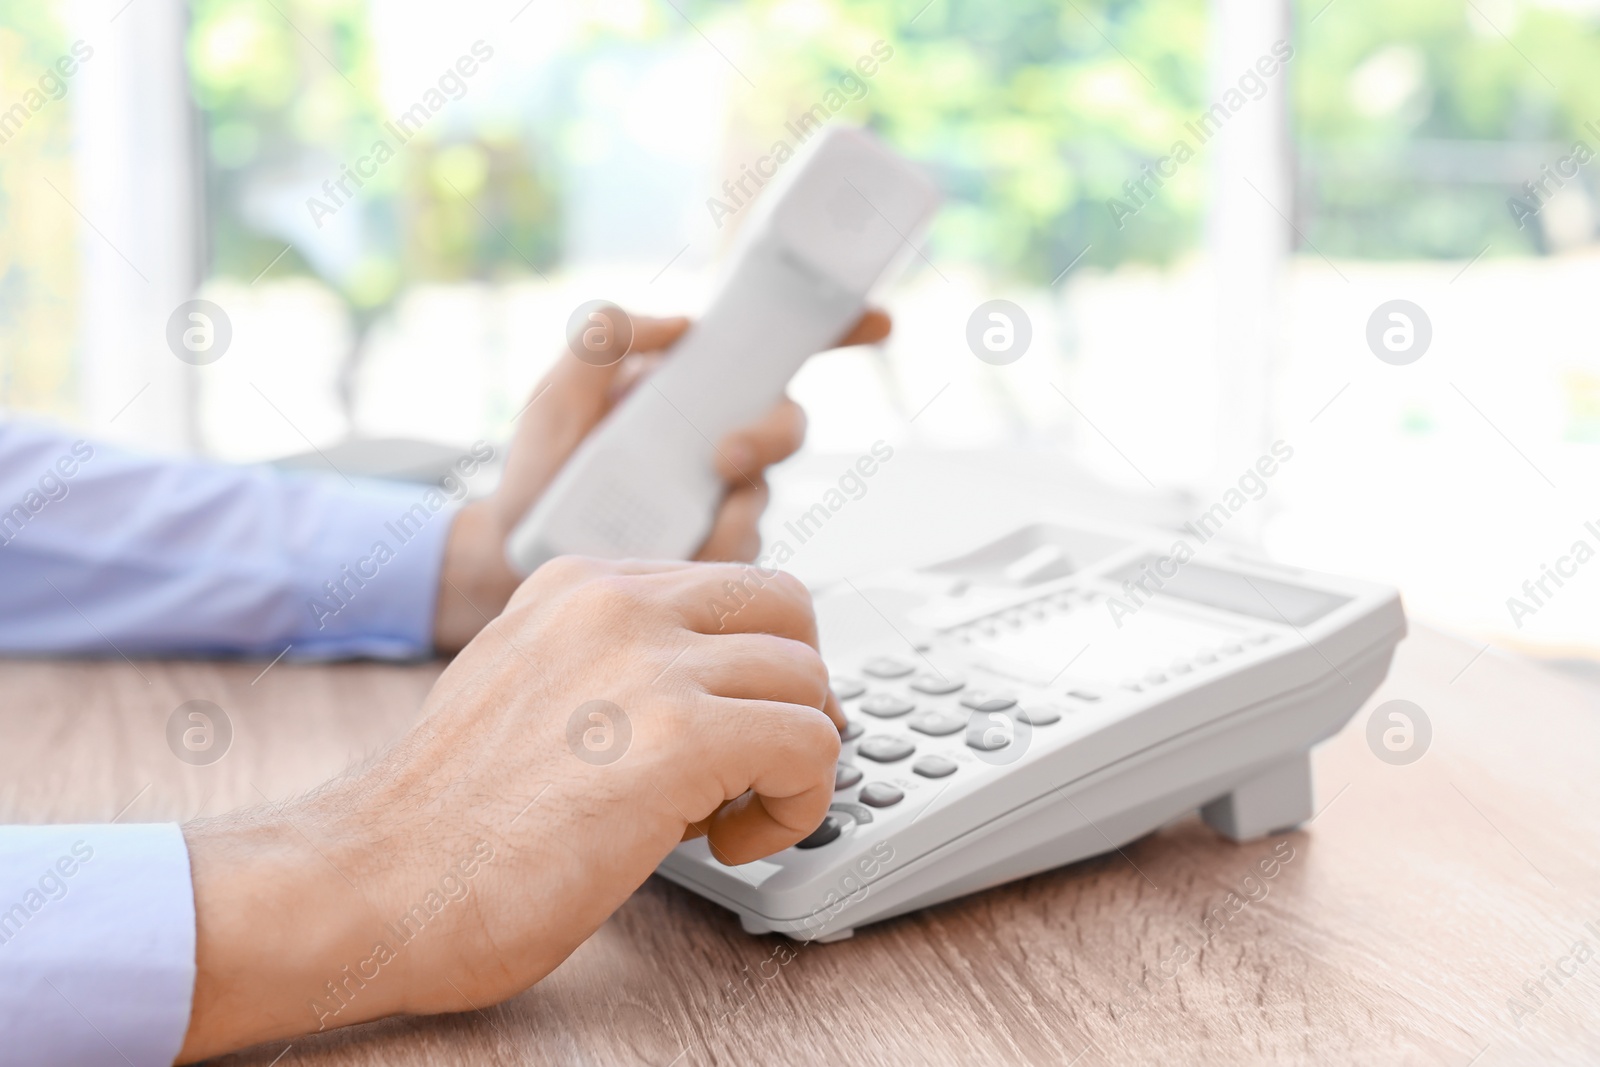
5,624,1599,1066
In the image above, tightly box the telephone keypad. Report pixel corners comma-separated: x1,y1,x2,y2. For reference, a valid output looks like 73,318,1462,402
912,755,958,779
796,814,844,849
959,691,1016,713
857,735,916,763
863,656,915,678
831,676,866,700
859,783,905,808
860,693,915,718
817,638,1131,847
908,710,966,736
829,802,873,825
1015,704,1061,726
965,718,1013,751
909,672,964,694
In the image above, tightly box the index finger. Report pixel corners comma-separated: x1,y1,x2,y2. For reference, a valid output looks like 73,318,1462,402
673,565,844,731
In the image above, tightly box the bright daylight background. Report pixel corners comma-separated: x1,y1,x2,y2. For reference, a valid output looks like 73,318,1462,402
3,0,1600,659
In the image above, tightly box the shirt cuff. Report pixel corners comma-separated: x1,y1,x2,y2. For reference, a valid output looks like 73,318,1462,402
0,823,196,1067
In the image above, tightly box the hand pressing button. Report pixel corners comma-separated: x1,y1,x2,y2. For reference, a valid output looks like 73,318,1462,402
795,814,844,849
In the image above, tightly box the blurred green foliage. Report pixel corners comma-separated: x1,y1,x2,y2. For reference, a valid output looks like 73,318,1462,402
187,0,1600,291
189,0,390,303
1294,0,1600,256
188,0,559,309
0,0,80,416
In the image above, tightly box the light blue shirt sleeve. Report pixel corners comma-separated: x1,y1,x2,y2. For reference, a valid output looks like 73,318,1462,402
0,823,196,1067
0,419,461,660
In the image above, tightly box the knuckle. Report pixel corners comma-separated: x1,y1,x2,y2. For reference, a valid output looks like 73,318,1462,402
797,706,842,762
710,562,769,601
721,634,827,705
764,568,810,604
792,642,829,694
584,573,651,617
772,638,830,709
532,553,603,588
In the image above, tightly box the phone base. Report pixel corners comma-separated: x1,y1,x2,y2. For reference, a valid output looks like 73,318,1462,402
1199,751,1314,842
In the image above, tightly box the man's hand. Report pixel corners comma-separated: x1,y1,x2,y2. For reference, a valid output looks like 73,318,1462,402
431,308,892,653
180,557,841,1060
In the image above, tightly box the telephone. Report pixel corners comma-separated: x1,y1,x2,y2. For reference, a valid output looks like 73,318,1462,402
657,521,1406,941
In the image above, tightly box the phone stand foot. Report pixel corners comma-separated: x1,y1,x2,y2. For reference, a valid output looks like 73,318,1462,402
1201,751,1313,842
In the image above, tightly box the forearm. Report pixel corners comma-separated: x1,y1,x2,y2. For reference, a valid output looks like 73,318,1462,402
177,769,582,1059
178,806,400,1061
0,421,452,660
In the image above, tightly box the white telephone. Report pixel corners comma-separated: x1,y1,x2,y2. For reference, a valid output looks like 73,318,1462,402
506,127,941,573
657,521,1406,941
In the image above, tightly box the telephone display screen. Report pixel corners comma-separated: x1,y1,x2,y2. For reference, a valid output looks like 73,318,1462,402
1107,557,1350,627
961,601,1244,687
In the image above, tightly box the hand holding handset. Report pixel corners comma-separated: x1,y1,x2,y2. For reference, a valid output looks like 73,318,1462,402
505,126,941,574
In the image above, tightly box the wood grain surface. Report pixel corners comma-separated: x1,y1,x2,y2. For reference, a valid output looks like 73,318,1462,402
4,624,1598,1066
